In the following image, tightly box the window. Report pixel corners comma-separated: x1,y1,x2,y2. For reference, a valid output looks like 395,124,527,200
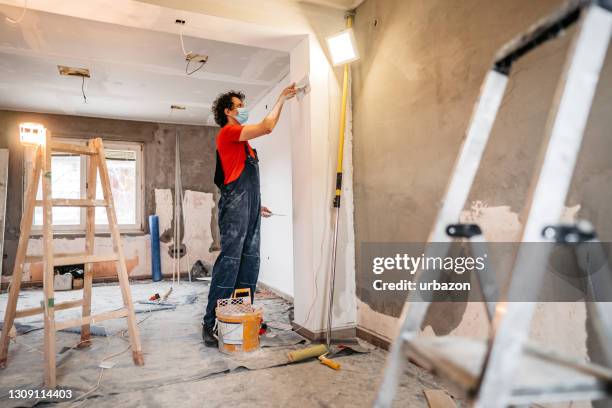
25,139,144,233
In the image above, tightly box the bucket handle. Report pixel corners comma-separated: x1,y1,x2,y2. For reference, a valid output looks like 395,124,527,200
233,288,251,300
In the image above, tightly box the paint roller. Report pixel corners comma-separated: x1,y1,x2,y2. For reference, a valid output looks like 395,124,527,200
286,344,341,370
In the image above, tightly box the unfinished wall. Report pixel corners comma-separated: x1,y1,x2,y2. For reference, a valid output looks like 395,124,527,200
352,0,612,368
0,110,219,282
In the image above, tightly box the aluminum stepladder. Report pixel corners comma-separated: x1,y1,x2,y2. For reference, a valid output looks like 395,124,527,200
374,1,612,407
0,132,144,389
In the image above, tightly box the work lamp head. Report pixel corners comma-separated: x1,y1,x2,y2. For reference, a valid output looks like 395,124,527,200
19,123,46,146
326,28,360,66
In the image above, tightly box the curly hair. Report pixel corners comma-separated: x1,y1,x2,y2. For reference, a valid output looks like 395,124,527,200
211,90,245,127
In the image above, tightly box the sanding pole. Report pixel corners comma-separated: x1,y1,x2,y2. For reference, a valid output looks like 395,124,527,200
326,13,353,348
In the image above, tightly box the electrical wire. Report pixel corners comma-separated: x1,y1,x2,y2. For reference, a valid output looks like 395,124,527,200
81,76,87,104
179,26,206,75
5,0,27,24
179,29,191,57
185,60,206,76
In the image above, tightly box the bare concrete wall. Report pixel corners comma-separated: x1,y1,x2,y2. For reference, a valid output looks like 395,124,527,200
352,0,612,350
353,0,561,315
0,110,219,278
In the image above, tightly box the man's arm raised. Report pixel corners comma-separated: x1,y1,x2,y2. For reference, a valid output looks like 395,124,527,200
239,83,296,141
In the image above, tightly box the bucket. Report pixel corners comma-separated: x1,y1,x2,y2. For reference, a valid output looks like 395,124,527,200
216,288,263,353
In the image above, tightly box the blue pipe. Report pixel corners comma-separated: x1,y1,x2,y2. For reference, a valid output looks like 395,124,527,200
149,215,162,282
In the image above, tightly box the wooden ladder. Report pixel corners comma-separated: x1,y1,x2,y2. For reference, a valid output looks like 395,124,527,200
0,132,144,389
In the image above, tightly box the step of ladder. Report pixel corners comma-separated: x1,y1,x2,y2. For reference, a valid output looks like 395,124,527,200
50,141,96,155
406,336,612,405
24,253,119,266
15,299,83,319
54,308,128,331
34,199,108,207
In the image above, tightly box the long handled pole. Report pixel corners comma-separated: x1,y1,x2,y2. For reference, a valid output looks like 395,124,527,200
326,13,353,348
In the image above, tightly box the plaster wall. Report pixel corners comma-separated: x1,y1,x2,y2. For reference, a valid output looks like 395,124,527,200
351,0,612,377
289,35,357,336
248,75,295,298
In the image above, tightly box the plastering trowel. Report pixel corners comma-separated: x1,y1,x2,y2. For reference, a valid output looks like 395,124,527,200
296,76,311,100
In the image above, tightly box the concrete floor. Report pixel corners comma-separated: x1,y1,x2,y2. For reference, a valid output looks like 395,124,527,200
0,280,453,407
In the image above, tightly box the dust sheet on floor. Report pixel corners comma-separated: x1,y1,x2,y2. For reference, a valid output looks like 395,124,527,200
0,280,372,407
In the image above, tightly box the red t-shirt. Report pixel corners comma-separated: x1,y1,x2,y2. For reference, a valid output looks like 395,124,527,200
217,124,256,184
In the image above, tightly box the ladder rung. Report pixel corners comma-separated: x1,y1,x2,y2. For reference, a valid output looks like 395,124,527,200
15,299,83,319
25,253,118,266
54,308,128,331
55,253,119,266
51,141,96,155
35,199,108,207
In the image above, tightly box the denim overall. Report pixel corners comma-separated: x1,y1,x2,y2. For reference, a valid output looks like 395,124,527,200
203,143,261,328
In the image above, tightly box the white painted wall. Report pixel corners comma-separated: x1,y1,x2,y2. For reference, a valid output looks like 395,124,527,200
249,76,295,298
289,36,357,336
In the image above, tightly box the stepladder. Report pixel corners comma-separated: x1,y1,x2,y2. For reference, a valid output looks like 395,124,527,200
0,132,144,389
374,0,612,407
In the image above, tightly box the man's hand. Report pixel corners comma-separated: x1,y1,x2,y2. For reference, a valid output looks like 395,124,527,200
261,206,273,218
279,83,297,101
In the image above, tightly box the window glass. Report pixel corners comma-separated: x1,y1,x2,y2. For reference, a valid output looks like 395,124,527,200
95,149,137,225
33,154,81,225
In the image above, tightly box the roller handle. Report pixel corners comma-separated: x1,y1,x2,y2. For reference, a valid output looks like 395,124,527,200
318,354,341,370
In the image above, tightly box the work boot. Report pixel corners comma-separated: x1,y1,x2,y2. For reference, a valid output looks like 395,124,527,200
202,324,218,348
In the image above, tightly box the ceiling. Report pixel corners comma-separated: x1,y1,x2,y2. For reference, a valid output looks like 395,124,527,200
0,3,290,125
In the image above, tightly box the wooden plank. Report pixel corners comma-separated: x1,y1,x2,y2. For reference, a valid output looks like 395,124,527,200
25,252,86,263
407,336,610,404
42,130,57,389
95,139,144,366
56,253,118,266
0,149,8,276
15,299,83,319
25,253,117,266
0,147,42,368
81,142,97,346
424,390,456,408
34,199,107,207
50,141,95,155
54,308,127,331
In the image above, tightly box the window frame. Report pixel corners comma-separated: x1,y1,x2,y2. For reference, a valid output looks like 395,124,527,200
25,138,145,234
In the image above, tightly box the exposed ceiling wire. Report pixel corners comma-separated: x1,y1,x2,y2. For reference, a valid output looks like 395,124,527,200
185,59,206,76
179,25,207,76
81,75,88,104
179,28,192,57
6,0,28,24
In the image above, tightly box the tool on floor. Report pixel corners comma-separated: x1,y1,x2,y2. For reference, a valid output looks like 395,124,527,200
318,352,341,370
286,343,342,370
325,11,354,349
216,288,263,353
161,286,173,301
0,133,144,388
375,2,612,407
149,293,161,301
423,390,457,408
287,344,328,363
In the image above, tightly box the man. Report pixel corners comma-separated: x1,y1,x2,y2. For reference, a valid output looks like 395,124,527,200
203,84,297,347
